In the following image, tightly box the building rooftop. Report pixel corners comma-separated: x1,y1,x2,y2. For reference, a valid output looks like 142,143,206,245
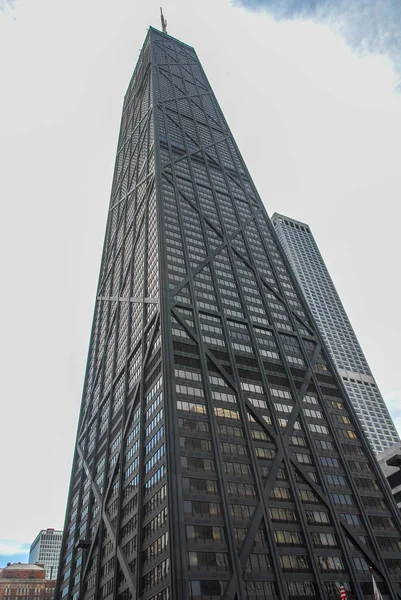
0,563,46,580
271,212,311,230
6,563,44,571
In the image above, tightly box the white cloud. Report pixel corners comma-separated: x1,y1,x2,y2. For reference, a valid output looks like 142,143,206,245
236,0,401,88
0,0,16,15
0,540,30,556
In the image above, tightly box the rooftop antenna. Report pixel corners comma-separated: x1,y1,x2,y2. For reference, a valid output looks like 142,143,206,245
160,7,168,34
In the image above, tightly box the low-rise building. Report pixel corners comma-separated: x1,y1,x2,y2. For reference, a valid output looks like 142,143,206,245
0,563,56,599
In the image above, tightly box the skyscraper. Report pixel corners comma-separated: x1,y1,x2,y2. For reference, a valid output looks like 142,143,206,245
56,27,401,600
29,528,63,580
271,213,399,454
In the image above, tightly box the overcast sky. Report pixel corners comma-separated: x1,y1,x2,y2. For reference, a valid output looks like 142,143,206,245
1,0,400,566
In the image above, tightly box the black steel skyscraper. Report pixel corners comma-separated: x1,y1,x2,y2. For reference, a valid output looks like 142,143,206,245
56,28,401,600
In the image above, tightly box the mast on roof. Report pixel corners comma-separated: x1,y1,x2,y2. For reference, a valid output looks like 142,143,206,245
160,7,168,34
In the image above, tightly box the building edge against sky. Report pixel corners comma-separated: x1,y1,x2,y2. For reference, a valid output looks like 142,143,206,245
56,26,401,600
272,213,399,454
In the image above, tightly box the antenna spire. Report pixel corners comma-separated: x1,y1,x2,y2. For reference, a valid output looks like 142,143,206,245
160,7,168,34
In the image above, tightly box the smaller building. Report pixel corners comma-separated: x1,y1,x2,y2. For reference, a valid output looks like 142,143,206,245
377,441,401,509
29,529,62,580
0,563,56,599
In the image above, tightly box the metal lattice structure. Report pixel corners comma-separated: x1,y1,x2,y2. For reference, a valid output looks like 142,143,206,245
56,28,401,600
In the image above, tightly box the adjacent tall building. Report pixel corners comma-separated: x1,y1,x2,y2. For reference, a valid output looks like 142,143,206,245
56,27,401,600
29,529,63,580
271,213,399,454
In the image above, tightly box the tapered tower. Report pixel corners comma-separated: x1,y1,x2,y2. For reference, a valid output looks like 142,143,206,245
56,27,401,600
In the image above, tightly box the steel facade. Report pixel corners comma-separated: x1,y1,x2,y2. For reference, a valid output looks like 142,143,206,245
56,28,401,600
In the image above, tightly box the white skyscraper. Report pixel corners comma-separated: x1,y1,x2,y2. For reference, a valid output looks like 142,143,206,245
29,528,63,580
272,213,399,453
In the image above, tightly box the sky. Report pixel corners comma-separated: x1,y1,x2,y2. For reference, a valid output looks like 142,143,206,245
0,0,400,567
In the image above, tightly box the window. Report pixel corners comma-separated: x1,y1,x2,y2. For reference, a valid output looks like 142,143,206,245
142,558,169,591
179,418,209,433
181,456,215,472
343,513,360,527
269,507,298,522
274,530,303,546
353,557,370,572
320,456,340,468
326,474,347,487
295,452,312,465
186,525,225,544
280,554,309,571
182,477,219,495
355,477,379,492
245,553,271,572
298,488,319,503
231,504,256,521
312,532,337,547
331,493,354,506
244,581,277,599
270,486,292,500
144,484,167,516
189,580,225,600
227,482,256,498
187,552,229,571
143,508,168,539
369,515,394,530
224,461,252,477
305,510,330,525
317,556,344,572
377,536,401,552
220,442,248,457
255,446,275,460
325,582,352,597
148,588,170,600
286,581,316,596
184,500,221,518
143,532,169,565
316,439,334,452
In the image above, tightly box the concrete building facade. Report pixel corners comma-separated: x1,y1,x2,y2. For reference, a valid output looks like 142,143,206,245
272,213,399,454
29,529,62,580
